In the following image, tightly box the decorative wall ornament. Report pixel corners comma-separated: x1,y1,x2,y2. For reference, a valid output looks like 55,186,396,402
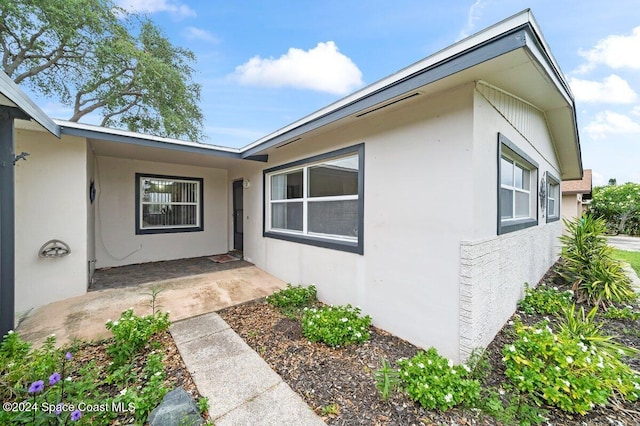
539,176,546,218
38,239,71,258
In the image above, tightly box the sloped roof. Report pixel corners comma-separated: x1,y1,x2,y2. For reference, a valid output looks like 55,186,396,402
562,169,592,194
0,9,582,178
239,9,582,180
0,72,59,137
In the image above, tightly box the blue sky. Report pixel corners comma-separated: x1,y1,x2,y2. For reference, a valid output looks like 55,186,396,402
32,0,640,185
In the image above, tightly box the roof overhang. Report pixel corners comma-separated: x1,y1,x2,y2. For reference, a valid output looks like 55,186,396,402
0,72,60,137
55,120,259,169
239,9,582,180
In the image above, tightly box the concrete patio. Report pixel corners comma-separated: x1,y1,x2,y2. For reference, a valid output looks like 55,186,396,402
16,261,286,347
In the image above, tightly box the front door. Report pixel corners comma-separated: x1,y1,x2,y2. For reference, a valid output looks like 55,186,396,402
233,180,243,251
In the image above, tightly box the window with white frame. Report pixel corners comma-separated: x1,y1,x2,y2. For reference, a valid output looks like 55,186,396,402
264,144,364,254
546,172,560,222
135,173,203,234
497,134,538,234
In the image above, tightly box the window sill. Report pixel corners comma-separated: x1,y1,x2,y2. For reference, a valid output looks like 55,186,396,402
136,226,203,235
498,217,537,235
547,215,560,223
264,230,362,254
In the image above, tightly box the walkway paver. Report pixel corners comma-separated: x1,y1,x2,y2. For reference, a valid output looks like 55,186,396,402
170,313,325,426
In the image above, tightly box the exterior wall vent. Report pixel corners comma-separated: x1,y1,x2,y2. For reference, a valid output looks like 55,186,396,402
355,92,421,118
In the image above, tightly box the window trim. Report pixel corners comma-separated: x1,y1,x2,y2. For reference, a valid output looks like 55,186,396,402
135,173,204,235
497,134,538,235
546,171,560,223
263,143,364,254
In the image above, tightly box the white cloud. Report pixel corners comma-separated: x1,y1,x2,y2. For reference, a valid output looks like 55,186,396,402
231,42,363,95
569,75,637,104
183,27,219,44
577,26,640,72
632,106,640,116
458,0,488,40
584,111,640,139
116,0,195,18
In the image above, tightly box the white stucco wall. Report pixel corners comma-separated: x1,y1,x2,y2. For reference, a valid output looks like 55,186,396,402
231,84,476,361
15,130,88,314
458,86,563,360
94,157,228,268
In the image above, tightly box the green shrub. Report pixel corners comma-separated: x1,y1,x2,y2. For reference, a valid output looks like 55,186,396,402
558,215,636,306
558,304,639,359
603,305,640,321
502,318,640,414
0,333,109,425
302,305,370,347
105,308,170,368
518,283,573,315
396,348,480,411
266,284,317,308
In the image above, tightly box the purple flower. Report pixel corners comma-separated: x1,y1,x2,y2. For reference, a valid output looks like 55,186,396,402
65,352,73,360
28,380,44,394
70,410,82,421
49,372,61,385
55,404,63,416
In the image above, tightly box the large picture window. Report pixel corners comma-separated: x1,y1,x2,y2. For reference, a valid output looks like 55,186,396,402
135,173,204,234
546,171,560,222
497,134,538,234
264,144,364,254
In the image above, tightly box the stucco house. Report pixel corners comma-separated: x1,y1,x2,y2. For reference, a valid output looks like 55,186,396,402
0,9,581,362
561,169,592,226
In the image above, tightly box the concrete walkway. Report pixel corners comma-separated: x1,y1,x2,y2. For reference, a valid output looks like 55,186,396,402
607,235,640,251
170,313,325,425
16,265,285,347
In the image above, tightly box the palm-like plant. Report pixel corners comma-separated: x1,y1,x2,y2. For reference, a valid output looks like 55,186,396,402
558,215,636,306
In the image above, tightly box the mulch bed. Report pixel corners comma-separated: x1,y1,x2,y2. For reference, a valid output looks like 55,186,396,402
218,275,640,425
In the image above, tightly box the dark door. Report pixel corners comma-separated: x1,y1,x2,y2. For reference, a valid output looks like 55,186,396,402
233,180,243,251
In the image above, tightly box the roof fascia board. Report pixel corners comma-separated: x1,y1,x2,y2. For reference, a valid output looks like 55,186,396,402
0,72,60,137
522,29,573,106
240,9,535,155
241,28,528,158
60,124,243,160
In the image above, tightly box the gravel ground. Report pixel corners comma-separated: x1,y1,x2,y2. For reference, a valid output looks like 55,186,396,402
219,274,640,426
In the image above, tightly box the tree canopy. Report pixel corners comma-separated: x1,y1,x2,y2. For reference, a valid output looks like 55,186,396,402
0,0,204,141
590,182,640,235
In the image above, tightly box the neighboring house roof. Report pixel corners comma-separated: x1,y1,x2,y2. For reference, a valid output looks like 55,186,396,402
0,72,60,137
562,169,592,195
0,9,582,178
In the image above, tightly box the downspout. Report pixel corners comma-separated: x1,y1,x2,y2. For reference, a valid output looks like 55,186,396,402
0,106,28,337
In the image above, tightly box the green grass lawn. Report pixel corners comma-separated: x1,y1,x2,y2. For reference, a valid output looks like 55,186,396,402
612,249,640,278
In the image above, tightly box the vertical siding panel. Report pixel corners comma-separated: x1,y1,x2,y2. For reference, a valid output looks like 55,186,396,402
477,81,551,148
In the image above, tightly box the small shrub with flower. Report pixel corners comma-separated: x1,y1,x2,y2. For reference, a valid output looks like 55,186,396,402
266,284,317,308
1,306,174,425
266,284,317,318
502,317,640,414
396,348,480,411
0,334,107,424
518,283,573,315
105,308,170,368
302,305,371,347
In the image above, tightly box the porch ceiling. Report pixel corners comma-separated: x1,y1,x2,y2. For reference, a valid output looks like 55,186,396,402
88,137,245,169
